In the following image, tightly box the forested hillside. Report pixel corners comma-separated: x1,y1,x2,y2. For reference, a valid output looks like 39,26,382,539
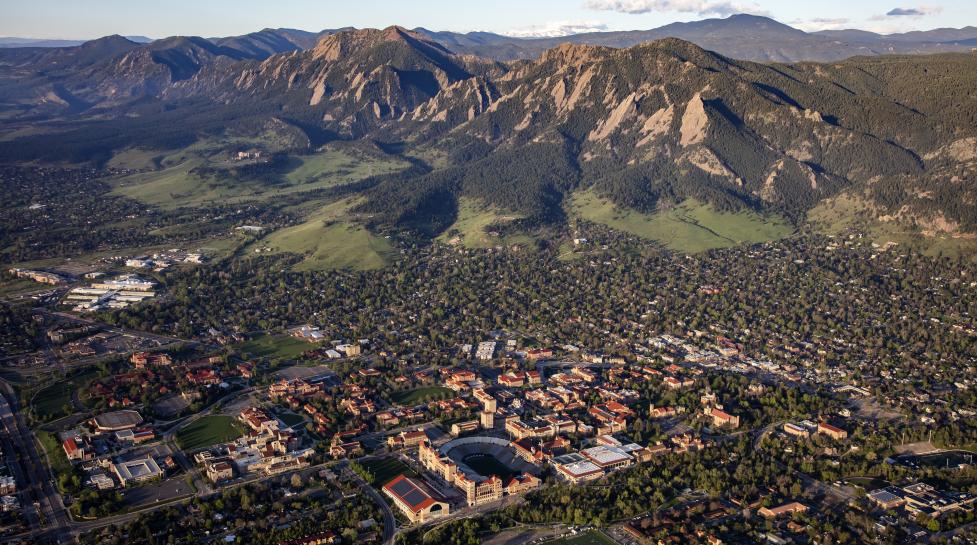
1,26,976,247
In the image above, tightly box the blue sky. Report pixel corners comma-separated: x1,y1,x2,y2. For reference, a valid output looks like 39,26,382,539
2,0,974,39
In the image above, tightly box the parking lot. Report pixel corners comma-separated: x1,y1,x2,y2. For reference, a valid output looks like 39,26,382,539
120,476,192,509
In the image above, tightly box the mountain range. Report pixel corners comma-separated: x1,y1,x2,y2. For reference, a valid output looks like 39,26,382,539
1,15,977,248
5,14,977,59
416,14,977,62
0,35,153,48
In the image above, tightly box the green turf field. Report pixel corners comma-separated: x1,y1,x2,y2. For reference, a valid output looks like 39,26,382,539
570,191,793,253
105,148,163,170
390,386,453,405
236,334,313,361
282,147,405,187
175,415,245,451
464,453,516,481
361,457,416,486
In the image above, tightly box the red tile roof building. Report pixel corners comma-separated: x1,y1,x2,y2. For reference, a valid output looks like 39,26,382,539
382,474,449,523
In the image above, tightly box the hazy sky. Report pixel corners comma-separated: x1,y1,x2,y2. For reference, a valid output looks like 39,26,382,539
2,0,975,39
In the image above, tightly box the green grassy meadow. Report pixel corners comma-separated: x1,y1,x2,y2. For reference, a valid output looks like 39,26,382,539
32,368,98,421
249,198,396,271
175,415,245,451
236,334,313,361
570,191,793,252
110,144,408,209
390,386,453,405
437,197,532,249
808,192,977,258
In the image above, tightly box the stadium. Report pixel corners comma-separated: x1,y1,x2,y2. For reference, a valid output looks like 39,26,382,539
419,436,540,506
440,436,538,480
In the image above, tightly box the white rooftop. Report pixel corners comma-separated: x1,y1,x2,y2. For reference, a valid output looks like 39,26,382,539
558,459,602,477
581,445,632,467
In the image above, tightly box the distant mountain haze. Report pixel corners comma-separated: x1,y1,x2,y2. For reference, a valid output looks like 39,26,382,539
0,35,153,48
4,14,977,59
1,16,977,242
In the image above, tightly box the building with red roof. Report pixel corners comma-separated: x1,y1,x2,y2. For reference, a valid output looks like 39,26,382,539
382,474,449,523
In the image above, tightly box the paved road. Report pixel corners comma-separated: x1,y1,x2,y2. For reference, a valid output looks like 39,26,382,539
0,382,73,544
344,463,397,545
34,309,192,348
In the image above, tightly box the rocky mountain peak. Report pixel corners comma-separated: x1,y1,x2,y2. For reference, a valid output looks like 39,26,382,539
538,43,612,68
310,26,450,61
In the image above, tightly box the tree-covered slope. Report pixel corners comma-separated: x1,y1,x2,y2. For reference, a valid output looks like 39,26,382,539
1,28,976,245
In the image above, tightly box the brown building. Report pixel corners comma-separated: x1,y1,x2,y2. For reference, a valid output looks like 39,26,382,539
707,408,739,429
817,421,848,440
759,502,808,519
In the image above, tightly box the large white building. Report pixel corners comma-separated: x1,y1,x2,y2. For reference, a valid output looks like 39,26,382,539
475,341,497,360
111,457,163,487
66,274,157,312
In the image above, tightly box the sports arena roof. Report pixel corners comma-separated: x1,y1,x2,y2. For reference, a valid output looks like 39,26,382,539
93,409,143,431
383,474,437,513
581,445,633,467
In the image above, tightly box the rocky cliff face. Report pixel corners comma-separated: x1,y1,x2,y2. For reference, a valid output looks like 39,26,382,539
2,26,977,237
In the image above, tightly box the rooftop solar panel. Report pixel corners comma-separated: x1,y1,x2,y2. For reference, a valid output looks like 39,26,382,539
391,479,414,496
387,476,434,509
403,489,427,507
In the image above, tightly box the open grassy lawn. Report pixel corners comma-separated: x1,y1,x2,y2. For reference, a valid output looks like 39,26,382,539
175,415,245,451
110,143,409,210
250,198,396,271
105,148,163,171
464,453,516,481
37,430,73,478
275,411,306,427
268,221,395,271
570,191,793,253
543,530,617,545
111,159,215,209
32,368,98,421
361,457,416,487
236,334,312,361
390,386,453,405
437,197,531,249
282,147,407,188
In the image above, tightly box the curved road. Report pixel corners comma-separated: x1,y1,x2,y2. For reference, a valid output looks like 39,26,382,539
345,462,397,545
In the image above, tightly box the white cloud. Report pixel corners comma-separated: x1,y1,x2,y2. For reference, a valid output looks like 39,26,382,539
501,20,610,38
791,17,851,32
582,0,759,17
